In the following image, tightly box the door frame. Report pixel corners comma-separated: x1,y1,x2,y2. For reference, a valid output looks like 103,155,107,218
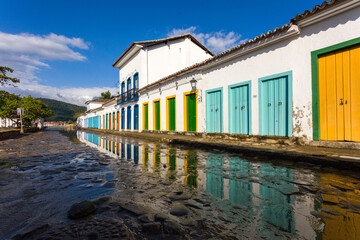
183,90,197,132
206,87,223,133
153,99,160,130
134,104,139,130
142,102,149,130
258,71,292,137
311,37,360,141
166,95,176,131
228,81,252,134
127,106,131,130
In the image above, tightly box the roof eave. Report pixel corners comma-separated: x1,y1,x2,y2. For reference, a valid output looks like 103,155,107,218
112,44,143,68
291,0,359,27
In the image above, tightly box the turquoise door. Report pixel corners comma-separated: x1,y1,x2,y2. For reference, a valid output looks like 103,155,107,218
134,105,139,130
206,88,223,133
259,73,291,136
229,82,251,134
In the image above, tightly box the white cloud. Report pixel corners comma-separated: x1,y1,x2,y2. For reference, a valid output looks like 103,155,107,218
167,26,245,54
4,83,117,106
0,31,89,81
0,31,98,105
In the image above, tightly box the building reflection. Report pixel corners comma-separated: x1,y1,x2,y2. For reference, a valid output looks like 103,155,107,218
318,173,360,240
167,149,177,180
153,145,161,173
80,131,358,239
229,157,252,207
258,164,295,233
184,150,198,188
142,147,149,167
206,153,224,198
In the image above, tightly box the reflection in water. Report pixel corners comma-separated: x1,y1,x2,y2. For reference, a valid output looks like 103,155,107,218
229,157,252,207
206,153,224,198
319,174,360,240
184,150,198,188
259,164,295,233
167,149,176,180
77,130,360,239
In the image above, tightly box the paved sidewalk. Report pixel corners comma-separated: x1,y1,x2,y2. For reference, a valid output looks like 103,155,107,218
82,128,360,171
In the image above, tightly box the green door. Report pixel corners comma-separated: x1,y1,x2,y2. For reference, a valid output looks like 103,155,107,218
186,94,196,131
143,104,149,130
168,97,176,131
154,101,160,130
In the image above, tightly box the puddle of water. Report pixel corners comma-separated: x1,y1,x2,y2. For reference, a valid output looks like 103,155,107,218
77,130,360,239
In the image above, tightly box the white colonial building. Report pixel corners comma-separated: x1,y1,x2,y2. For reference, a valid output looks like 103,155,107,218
79,0,360,144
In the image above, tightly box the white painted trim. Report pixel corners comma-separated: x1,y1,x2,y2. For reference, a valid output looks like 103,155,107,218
296,0,360,27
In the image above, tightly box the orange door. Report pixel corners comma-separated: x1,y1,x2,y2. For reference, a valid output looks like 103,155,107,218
319,45,360,142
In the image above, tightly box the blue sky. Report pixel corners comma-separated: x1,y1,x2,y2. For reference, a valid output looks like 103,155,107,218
1,0,324,105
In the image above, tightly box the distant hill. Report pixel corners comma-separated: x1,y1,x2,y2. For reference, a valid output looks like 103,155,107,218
38,98,86,122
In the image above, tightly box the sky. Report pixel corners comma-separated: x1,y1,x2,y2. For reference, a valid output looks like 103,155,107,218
1,0,325,106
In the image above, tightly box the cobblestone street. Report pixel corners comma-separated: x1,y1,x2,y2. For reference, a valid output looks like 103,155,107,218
1,129,360,239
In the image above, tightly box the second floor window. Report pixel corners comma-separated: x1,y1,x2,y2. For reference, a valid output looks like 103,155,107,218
127,78,131,91
121,82,125,94
134,73,139,90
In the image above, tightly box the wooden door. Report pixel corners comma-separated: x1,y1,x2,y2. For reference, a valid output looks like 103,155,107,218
319,45,360,142
229,84,250,134
206,89,222,133
186,94,196,132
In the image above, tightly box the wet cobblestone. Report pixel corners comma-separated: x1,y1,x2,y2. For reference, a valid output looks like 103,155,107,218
1,129,360,239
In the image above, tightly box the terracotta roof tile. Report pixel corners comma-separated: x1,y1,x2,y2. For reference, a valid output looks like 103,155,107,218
112,33,214,67
137,24,291,93
290,0,346,24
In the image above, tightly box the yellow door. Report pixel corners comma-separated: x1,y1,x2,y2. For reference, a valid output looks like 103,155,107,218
319,45,360,142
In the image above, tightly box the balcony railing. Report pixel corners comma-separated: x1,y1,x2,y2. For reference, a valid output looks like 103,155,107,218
117,88,138,104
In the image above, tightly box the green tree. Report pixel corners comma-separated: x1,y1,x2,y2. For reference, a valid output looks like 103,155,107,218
0,66,20,87
21,96,53,127
0,91,21,125
100,90,112,99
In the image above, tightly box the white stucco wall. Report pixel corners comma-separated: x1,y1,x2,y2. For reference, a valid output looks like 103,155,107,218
137,5,360,141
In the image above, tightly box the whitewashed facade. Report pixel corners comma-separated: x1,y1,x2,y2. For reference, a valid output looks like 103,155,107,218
79,0,360,143
137,0,360,143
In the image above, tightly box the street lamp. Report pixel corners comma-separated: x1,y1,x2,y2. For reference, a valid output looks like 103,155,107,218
190,78,197,89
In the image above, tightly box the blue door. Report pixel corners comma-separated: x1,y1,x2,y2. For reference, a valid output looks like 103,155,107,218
259,73,291,136
121,108,125,130
127,106,131,130
229,82,251,134
206,88,223,133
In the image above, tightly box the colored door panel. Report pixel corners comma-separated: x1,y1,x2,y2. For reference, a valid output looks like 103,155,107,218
260,75,289,136
167,97,176,131
143,104,149,130
121,108,125,129
319,45,360,142
134,105,139,130
127,107,131,130
229,84,250,134
186,94,196,132
154,101,160,130
206,89,222,133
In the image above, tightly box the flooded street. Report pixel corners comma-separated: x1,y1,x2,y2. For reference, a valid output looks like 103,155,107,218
1,129,360,239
